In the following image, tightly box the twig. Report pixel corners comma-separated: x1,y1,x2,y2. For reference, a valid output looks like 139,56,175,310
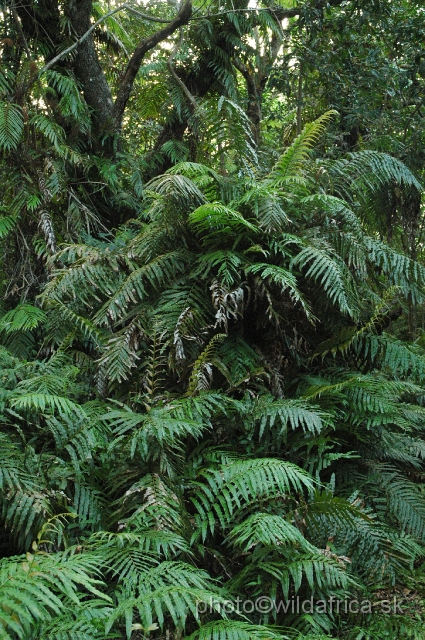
11,1,31,58
38,3,175,77
167,28,198,112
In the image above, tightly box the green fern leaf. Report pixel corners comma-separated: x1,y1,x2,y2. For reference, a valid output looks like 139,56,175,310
0,102,23,150
270,110,337,185
0,305,47,332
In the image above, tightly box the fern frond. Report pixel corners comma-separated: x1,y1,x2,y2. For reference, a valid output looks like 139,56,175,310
227,513,311,551
105,562,228,637
96,252,188,326
0,102,23,150
112,473,186,532
187,334,226,395
245,263,312,319
194,250,244,286
89,529,190,559
9,393,86,419
197,96,257,167
189,203,258,241
270,111,337,185
105,402,208,459
0,549,109,639
30,113,65,147
373,464,425,540
43,299,103,347
330,150,422,201
249,397,330,441
184,621,288,640
146,173,206,210
291,241,358,318
31,600,112,640
237,183,291,232
0,304,46,332
96,321,141,384
0,212,18,238
365,236,425,303
192,458,314,536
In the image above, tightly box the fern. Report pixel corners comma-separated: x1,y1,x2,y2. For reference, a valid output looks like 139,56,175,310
105,402,208,460
96,321,140,384
245,264,312,319
227,513,311,551
189,203,258,240
192,458,314,536
0,304,46,332
9,393,86,418
249,397,330,440
93,251,188,325
187,334,227,395
184,621,288,640
0,549,109,640
30,113,65,147
270,110,337,186
291,241,359,318
105,561,229,638
0,102,23,150
1,101,425,640
197,96,258,168
328,150,422,201
0,213,17,238
373,464,425,540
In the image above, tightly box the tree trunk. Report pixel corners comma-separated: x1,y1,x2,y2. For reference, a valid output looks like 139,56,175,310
67,0,114,132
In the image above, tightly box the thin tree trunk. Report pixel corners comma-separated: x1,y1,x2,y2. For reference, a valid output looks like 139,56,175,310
296,63,303,135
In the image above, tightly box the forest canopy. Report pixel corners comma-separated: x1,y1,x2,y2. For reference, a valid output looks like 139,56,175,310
1,0,425,638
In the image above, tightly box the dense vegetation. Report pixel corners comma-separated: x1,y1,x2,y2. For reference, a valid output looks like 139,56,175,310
1,0,425,638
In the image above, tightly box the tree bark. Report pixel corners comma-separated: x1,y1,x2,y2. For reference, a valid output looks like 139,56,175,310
68,0,114,131
67,0,192,137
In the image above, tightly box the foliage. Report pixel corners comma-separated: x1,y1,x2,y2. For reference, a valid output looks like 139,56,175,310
1,106,425,638
1,0,425,638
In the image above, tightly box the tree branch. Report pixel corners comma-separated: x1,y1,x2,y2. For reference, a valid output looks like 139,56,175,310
112,0,192,131
167,29,198,112
38,2,181,77
11,1,31,58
